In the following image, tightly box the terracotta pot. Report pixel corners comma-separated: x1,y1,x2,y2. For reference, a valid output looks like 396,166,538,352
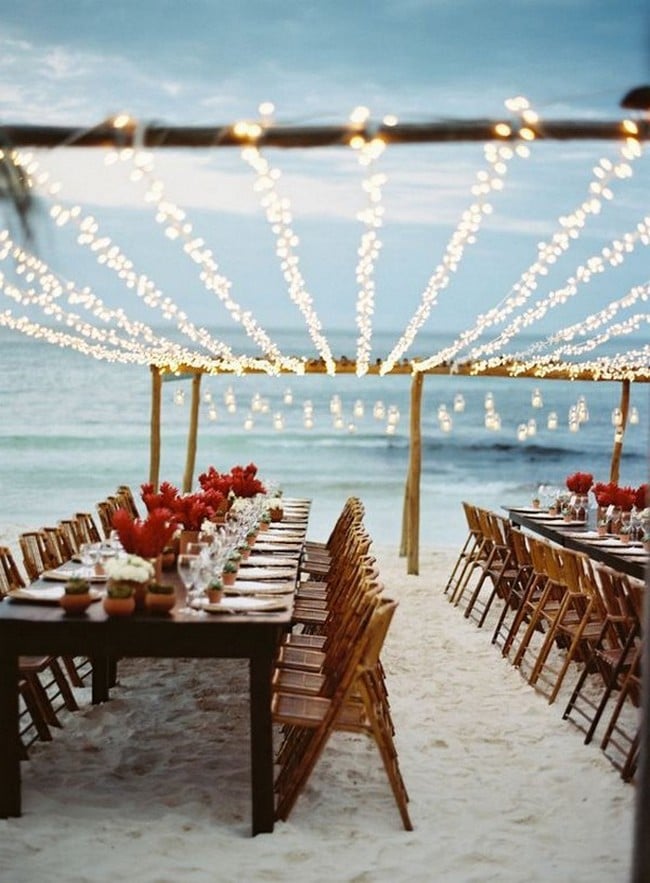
259,520,269,532
222,570,237,586
145,591,176,614
179,530,200,554
103,595,136,617
59,592,93,615
206,587,223,604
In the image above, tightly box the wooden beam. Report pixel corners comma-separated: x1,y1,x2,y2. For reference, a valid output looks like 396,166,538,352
2,117,649,149
182,373,202,493
149,365,162,491
609,378,630,484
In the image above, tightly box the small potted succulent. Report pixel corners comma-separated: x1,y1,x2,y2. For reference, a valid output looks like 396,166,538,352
103,579,136,617
145,582,176,614
222,559,239,586
259,512,271,532
59,577,93,615
206,578,224,604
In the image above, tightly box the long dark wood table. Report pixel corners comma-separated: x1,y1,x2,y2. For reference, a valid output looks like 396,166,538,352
506,507,648,581
0,501,310,835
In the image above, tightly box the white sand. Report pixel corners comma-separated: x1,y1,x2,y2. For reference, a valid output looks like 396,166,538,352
0,546,635,883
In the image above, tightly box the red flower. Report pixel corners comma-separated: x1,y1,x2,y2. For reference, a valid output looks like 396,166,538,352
635,484,648,510
592,481,618,508
198,462,265,499
566,472,593,494
112,508,177,558
613,486,636,512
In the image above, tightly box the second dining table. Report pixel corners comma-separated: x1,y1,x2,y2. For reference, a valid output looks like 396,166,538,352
506,506,648,581
0,497,311,835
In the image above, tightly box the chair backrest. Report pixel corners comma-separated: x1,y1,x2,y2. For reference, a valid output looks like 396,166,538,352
41,526,74,566
75,511,102,544
115,485,140,519
19,531,56,582
0,546,26,596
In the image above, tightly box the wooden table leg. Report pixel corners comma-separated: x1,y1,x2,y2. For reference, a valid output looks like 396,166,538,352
91,655,111,704
249,652,275,835
0,654,21,817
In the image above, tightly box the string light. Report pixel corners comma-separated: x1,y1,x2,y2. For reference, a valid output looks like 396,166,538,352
240,144,335,374
116,146,303,374
382,96,536,375
414,126,643,373
352,129,387,376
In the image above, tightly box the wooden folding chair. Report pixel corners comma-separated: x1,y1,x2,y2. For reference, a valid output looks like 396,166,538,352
273,596,412,829
491,527,535,651
443,501,483,596
463,511,517,627
19,530,92,687
563,567,640,744
0,546,79,751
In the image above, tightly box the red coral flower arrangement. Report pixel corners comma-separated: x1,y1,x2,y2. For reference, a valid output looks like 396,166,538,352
566,472,593,494
635,483,648,510
198,462,265,499
140,481,225,531
592,481,618,508
613,485,637,512
112,507,177,558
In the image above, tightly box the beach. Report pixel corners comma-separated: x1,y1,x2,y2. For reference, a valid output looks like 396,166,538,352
0,544,636,883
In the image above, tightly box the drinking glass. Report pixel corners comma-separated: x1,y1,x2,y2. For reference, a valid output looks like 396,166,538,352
79,542,100,579
177,553,198,614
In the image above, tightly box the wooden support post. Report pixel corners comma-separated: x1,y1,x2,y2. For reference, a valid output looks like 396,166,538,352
405,373,424,575
182,373,202,493
609,378,630,485
149,366,162,491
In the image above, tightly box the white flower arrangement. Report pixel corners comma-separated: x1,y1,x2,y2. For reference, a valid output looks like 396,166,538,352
104,554,154,583
200,518,218,537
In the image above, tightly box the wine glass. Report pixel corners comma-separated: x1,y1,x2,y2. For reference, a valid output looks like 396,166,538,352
177,553,198,614
79,542,100,579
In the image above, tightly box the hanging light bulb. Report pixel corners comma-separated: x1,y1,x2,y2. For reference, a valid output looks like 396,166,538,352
611,407,623,427
440,414,453,433
203,391,213,404
353,399,364,419
527,418,537,436
260,398,270,414
251,392,263,412
304,416,314,430
453,393,465,413
517,423,528,442
629,406,639,425
208,405,218,421
386,423,396,435
531,388,543,408
348,422,357,433
484,392,495,412
330,395,342,416
614,426,624,443
334,415,344,430
273,412,284,431
303,399,314,416
373,400,386,420
387,405,400,426
547,411,559,430
576,396,589,423
227,401,237,414
283,388,293,405
173,388,185,406
244,414,254,431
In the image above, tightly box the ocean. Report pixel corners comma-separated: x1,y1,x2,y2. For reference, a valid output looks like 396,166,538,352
0,327,647,552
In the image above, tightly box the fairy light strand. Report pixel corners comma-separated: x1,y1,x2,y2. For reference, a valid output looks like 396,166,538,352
379,97,537,375
114,145,303,374
413,125,643,373
350,125,387,376
240,143,336,374
467,214,650,367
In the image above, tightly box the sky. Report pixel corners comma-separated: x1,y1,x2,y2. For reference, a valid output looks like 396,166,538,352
0,0,648,362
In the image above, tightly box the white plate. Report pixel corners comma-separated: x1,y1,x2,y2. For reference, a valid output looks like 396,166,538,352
235,566,297,580
8,587,103,604
203,596,289,614
41,565,107,583
245,555,298,567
